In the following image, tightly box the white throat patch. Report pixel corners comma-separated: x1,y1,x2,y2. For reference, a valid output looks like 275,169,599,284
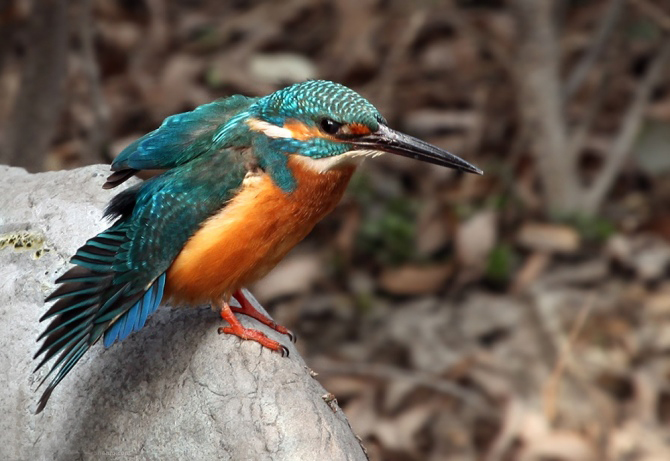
293,149,385,173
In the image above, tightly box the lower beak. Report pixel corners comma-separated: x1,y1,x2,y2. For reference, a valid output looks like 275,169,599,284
352,124,483,175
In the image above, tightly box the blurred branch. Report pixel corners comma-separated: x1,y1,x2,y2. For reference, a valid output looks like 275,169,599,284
542,294,593,424
567,71,611,161
564,0,624,99
79,0,108,164
374,10,427,117
0,0,22,73
511,0,580,215
583,35,670,214
630,0,670,32
447,3,514,74
0,0,68,171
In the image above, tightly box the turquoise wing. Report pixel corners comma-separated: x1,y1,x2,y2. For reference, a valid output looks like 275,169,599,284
104,95,257,188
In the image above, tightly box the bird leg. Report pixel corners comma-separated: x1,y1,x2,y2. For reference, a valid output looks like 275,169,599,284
216,298,289,357
231,289,296,342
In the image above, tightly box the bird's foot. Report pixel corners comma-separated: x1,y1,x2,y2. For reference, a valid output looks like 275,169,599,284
216,298,289,357
217,324,289,357
232,289,296,342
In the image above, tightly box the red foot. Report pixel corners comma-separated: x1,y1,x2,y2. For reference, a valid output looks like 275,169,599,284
217,299,289,357
231,290,296,342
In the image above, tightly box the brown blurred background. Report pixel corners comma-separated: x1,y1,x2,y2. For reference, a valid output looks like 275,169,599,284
2,0,670,459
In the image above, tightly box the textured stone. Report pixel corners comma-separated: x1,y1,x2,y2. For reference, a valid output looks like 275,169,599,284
0,165,366,460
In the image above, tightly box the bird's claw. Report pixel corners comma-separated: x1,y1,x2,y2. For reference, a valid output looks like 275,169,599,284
286,329,297,343
229,292,294,341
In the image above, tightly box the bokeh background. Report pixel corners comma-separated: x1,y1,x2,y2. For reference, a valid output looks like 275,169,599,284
2,0,670,459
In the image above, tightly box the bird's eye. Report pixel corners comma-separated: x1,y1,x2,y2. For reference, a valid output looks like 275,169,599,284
320,118,342,135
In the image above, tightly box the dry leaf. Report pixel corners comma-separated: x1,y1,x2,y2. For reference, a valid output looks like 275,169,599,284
456,210,497,270
379,264,453,295
517,223,580,254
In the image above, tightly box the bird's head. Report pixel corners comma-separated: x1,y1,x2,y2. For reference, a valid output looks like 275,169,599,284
245,80,482,174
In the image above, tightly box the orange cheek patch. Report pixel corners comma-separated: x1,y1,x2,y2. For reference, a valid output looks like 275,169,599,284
283,120,323,141
282,119,372,140
345,123,372,136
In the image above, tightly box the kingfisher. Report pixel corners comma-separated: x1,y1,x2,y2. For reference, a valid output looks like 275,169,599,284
33,80,481,413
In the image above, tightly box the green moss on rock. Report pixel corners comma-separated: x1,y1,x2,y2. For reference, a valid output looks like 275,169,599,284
0,231,50,259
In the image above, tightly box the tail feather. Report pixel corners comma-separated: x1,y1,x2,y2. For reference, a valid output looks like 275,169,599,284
36,305,100,343
45,282,106,301
54,266,109,283
35,338,90,414
34,226,166,413
69,254,114,271
34,325,91,374
39,295,98,321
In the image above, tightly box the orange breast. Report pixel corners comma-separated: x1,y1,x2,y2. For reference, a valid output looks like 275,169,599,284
164,156,355,305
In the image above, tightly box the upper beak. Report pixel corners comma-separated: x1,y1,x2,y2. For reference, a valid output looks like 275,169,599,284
352,124,483,175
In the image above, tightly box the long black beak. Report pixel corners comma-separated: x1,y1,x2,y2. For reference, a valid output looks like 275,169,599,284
352,124,483,175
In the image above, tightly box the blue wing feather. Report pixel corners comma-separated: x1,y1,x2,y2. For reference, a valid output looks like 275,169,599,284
134,285,154,331
103,274,166,348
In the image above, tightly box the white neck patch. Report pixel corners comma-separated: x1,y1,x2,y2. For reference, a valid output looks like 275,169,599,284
247,118,293,139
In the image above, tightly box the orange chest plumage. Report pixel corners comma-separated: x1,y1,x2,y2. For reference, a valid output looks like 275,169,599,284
164,156,356,304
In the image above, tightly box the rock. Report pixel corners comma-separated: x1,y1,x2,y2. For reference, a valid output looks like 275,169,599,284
0,165,366,460
517,222,580,254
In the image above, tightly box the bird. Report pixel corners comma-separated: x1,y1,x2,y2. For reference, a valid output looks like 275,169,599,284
33,79,482,413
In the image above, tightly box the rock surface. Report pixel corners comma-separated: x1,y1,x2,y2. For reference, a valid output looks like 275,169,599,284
0,165,366,460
